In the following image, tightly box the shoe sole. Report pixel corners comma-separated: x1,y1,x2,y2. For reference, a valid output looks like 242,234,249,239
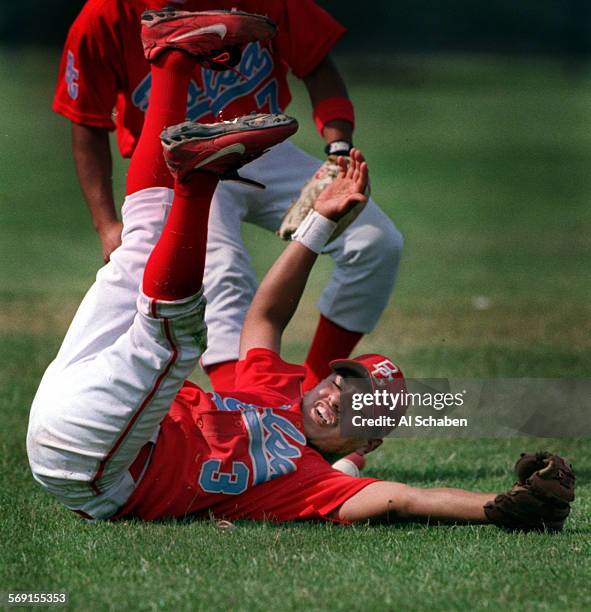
143,8,275,28
142,9,277,62
161,114,297,181
161,114,297,149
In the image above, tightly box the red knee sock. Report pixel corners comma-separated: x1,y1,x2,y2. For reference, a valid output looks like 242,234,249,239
143,172,218,300
126,50,216,301
303,315,363,391
206,360,238,391
126,51,195,195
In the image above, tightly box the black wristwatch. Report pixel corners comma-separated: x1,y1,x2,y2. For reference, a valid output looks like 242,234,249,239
324,140,353,157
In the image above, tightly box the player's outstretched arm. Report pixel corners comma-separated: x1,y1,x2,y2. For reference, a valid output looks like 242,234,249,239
332,452,575,531
330,481,495,524
239,150,368,357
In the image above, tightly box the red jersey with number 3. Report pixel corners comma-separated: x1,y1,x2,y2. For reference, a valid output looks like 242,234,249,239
53,0,345,157
116,349,377,522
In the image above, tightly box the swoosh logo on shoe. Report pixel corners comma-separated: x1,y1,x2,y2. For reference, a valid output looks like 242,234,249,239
193,143,246,170
170,24,228,42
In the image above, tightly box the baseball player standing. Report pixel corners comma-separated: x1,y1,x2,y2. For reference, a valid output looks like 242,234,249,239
53,0,404,392
28,9,575,530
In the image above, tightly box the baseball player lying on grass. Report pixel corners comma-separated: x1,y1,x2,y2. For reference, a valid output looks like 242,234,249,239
27,10,575,530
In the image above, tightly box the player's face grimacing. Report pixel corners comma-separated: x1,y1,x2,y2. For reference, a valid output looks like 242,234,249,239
302,373,365,455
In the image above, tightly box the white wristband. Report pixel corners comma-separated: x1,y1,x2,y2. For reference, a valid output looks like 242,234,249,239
292,210,337,254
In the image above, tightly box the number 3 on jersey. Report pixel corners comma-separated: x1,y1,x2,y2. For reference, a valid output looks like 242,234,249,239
198,407,306,495
198,459,249,495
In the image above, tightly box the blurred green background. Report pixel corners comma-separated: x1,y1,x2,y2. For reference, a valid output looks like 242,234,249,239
2,0,591,58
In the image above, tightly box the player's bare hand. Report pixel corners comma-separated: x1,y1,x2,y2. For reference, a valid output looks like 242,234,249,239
314,148,368,221
98,220,123,263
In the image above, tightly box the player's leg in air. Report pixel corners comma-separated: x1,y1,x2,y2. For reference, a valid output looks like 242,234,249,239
26,9,295,519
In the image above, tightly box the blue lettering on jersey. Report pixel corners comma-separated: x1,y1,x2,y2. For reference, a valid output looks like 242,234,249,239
131,75,151,112
241,409,267,485
209,393,257,412
131,42,280,120
65,50,79,100
199,397,306,494
255,79,279,114
199,459,249,495
242,408,306,485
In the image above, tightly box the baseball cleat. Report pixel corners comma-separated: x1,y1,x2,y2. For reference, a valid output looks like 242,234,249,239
141,8,277,63
161,113,298,183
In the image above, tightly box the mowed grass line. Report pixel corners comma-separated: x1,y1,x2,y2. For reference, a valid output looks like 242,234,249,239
1,50,590,610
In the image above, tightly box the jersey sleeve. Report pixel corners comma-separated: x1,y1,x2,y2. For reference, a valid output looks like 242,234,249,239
52,0,123,129
232,348,307,407
274,0,346,78
283,448,380,521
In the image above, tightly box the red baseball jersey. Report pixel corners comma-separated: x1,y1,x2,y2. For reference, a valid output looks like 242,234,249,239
117,348,378,522
53,0,346,157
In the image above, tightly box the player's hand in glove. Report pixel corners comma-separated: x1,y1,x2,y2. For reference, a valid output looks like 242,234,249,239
277,148,370,243
314,148,368,221
484,452,575,532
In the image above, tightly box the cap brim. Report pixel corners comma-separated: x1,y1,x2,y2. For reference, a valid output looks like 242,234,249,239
329,359,375,393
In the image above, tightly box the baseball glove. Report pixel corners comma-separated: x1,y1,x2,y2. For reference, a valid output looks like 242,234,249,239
277,156,369,244
484,452,575,532
514,451,552,484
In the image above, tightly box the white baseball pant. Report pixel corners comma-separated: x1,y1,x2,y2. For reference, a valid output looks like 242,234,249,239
200,141,404,367
27,188,206,519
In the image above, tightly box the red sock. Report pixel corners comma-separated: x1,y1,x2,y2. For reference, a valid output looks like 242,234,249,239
206,360,238,391
142,172,218,300
126,51,195,195
303,315,363,391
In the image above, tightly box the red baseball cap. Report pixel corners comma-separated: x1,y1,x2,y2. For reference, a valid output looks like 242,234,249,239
329,353,405,394
330,354,406,438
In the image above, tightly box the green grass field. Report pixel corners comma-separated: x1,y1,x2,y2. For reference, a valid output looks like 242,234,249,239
1,49,590,610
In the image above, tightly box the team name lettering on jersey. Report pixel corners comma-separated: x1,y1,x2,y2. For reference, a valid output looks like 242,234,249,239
199,395,306,495
243,409,306,486
131,42,279,120
65,50,79,100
